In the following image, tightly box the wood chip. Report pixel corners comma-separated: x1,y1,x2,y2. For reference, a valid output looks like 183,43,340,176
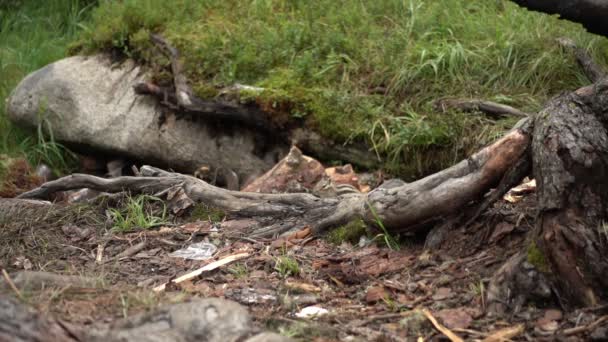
482,324,524,342
114,241,147,260
95,243,105,264
284,280,321,293
153,252,250,292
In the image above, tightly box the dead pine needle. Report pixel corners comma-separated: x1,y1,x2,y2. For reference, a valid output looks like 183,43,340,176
2,269,24,301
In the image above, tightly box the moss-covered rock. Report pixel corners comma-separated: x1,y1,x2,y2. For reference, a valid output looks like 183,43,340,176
70,0,608,178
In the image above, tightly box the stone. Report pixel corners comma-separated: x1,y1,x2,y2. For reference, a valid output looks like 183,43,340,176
90,298,293,342
7,55,285,180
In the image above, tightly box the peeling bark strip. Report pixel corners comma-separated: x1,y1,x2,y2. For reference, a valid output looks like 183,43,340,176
532,80,608,307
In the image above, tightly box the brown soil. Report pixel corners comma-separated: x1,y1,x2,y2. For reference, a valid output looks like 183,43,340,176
2,191,606,341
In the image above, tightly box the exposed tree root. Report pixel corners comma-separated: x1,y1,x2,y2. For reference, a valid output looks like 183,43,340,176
557,37,607,83
15,123,530,238
531,80,608,307
133,81,275,132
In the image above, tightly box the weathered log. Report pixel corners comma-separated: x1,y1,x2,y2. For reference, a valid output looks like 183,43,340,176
508,0,608,37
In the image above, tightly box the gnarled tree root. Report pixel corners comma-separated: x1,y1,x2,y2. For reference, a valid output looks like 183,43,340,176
15,122,531,238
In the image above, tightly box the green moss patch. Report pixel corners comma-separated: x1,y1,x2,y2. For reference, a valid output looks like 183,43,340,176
527,241,550,273
325,219,368,245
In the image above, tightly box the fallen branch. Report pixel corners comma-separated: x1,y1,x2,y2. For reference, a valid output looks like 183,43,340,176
563,315,608,336
110,240,148,262
434,98,529,118
150,33,195,109
481,324,524,342
421,308,464,342
16,174,183,201
153,252,250,292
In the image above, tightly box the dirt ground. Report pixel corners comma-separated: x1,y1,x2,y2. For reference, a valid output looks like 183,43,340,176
2,184,606,342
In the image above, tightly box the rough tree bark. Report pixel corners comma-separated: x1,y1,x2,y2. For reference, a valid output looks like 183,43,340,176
532,81,608,307
487,42,608,312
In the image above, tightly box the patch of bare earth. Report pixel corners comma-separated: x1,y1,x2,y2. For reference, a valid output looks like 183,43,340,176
1,189,604,341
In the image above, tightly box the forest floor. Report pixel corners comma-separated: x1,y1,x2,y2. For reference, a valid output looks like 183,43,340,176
1,163,605,341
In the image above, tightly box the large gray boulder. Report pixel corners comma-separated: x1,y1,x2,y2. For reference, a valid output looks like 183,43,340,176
6,55,285,179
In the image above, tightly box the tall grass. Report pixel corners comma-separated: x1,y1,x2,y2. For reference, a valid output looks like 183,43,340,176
72,0,608,178
0,0,94,171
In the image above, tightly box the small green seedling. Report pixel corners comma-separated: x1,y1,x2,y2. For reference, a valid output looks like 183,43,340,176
367,201,400,251
109,194,167,233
